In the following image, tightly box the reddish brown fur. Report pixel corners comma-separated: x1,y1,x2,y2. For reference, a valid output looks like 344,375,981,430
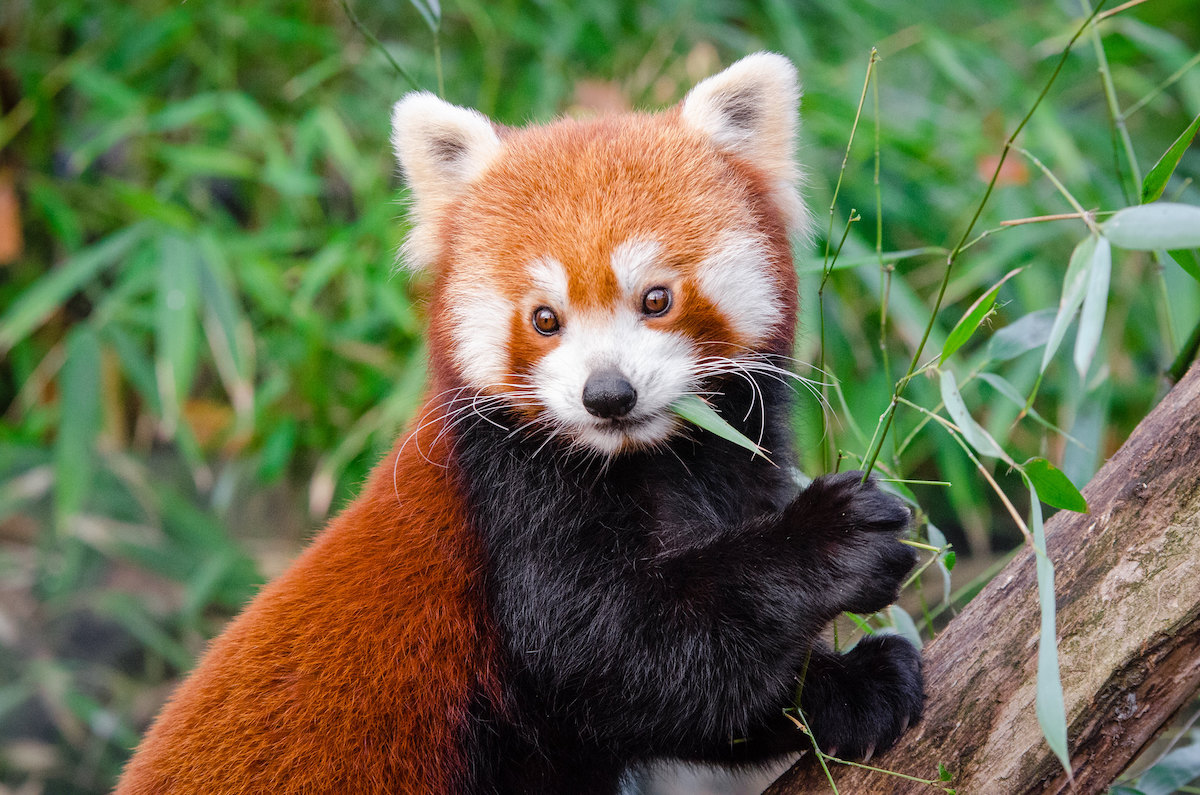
117,407,497,794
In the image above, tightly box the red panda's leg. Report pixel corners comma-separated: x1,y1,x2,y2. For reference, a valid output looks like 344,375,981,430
792,636,925,762
663,636,925,767
773,469,920,619
651,469,919,642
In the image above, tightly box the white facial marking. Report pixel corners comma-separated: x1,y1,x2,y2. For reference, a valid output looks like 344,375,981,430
610,239,664,296
528,256,570,308
533,308,696,455
695,233,781,345
448,280,512,387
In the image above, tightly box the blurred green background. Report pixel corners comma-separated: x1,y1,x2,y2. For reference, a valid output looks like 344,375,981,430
1,0,1199,791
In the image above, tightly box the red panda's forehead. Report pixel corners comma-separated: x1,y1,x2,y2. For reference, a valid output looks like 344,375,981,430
445,114,766,308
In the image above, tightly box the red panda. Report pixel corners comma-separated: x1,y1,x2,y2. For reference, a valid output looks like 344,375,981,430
117,52,923,794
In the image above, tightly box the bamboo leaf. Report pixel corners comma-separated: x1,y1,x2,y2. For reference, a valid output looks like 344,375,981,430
1135,742,1200,795
795,246,946,273
1102,203,1200,251
1041,235,1097,373
938,370,1010,462
1073,237,1111,378
1141,112,1200,204
671,395,769,459
987,309,1056,362
409,0,441,33
0,224,147,352
942,267,1022,363
197,239,247,375
977,373,1051,427
1024,457,1088,513
55,326,103,526
155,234,201,433
927,523,953,605
1026,478,1071,776
104,326,162,415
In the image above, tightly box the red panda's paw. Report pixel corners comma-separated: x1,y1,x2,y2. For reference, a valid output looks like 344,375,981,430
785,470,917,616
800,635,926,763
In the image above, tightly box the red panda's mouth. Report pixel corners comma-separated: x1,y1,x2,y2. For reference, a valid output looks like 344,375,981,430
575,408,681,455
599,415,648,431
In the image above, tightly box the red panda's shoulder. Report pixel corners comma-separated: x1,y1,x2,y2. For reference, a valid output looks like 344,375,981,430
117,424,495,794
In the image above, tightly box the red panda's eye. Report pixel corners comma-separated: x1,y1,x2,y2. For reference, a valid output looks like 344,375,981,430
532,306,561,335
642,287,671,316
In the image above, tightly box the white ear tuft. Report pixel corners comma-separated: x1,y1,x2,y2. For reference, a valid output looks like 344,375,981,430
391,92,502,270
681,52,799,172
681,52,809,235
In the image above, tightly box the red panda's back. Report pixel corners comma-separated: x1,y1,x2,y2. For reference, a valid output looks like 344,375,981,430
117,429,493,794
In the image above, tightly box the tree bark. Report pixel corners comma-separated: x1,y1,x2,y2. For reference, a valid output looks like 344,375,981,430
768,361,1200,795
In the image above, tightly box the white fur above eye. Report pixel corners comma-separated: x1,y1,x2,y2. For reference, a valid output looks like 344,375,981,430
680,52,811,237
609,239,665,296
528,257,571,309
391,92,503,270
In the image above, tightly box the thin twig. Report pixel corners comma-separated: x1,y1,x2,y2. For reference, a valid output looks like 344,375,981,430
1013,146,1102,235
819,211,862,468
818,50,878,469
1000,211,1096,227
873,55,899,468
1097,0,1151,22
338,0,422,91
1124,51,1200,119
823,50,879,274
1081,0,1141,197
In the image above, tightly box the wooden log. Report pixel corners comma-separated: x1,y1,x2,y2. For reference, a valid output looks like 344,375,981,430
768,361,1200,794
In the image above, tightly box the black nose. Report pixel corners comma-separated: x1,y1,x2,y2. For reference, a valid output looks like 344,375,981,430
582,369,637,419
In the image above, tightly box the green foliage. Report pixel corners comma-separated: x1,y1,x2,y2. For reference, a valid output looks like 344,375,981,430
1027,480,1070,775
1103,203,1200,251
1142,113,1200,204
1023,458,1088,513
671,394,769,459
1,0,1198,791
1112,727,1200,795
940,267,1019,364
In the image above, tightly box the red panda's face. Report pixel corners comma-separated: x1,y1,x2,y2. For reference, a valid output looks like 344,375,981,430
392,54,811,456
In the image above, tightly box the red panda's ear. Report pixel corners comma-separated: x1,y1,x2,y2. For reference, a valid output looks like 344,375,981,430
680,52,810,237
391,92,502,270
